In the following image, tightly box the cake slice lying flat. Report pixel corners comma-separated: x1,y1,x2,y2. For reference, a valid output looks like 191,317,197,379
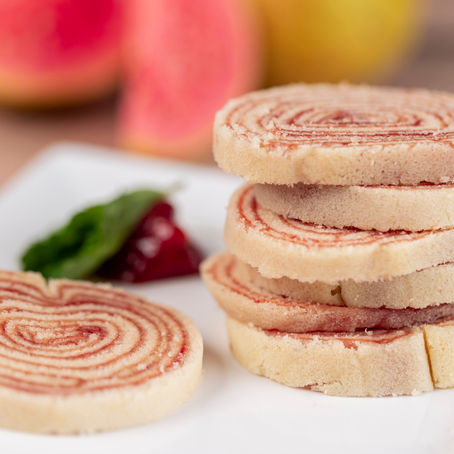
0,270,203,434
214,84,454,186
204,252,454,310
202,253,454,332
227,316,454,397
225,185,454,283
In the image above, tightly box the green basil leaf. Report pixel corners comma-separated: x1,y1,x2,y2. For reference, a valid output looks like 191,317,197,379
21,189,164,279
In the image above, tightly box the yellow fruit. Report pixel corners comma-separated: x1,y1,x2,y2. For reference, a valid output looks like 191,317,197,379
248,0,422,85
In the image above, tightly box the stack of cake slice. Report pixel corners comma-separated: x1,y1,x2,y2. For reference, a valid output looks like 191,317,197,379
202,84,454,397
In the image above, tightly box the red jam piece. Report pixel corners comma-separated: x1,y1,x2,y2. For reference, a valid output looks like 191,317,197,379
100,202,203,283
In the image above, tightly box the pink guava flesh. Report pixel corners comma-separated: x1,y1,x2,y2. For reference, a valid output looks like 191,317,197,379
0,0,123,106
119,0,261,158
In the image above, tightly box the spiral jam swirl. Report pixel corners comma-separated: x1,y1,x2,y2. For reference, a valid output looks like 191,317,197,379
0,271,190,395
236,185,437,248
219,84,454,149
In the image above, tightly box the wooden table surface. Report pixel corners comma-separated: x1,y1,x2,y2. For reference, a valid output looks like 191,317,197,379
0,1,453,187
0,100,116,186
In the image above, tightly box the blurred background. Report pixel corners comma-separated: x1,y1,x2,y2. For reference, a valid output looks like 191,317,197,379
0,0,453,185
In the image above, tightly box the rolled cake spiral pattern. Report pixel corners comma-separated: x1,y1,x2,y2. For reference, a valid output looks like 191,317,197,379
0,270,202,433
221,85,454,146
225,185,454,282
238,187,430,247
214,84,454,185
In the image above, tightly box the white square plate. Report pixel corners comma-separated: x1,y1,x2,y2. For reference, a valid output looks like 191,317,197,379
0,143,452,454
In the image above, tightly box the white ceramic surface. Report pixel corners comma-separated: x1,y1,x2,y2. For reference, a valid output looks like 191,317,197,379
0,143,452,454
